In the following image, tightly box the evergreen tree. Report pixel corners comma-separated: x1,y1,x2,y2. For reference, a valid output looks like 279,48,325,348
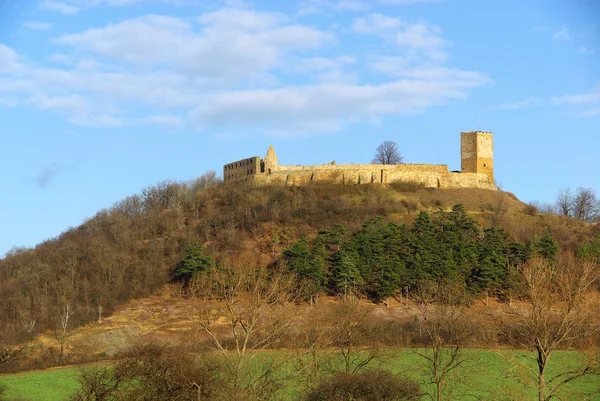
434,205,479,283
171,244,213,283
343,217,403,301
408,212,442,286
283,236,328,302
470,227,508,295
329,250,363,299
535,230,559,264
576,236,600,263
508,241,532,269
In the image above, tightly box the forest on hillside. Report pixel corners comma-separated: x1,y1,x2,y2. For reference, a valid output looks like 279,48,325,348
1,172,599,373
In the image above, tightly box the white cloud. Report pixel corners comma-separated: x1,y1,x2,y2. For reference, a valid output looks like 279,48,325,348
298,0,369,15
379,0,440,3
190,76,487,135
72,114,125,127
552,88,600,105
27,93,87,112
0,45,19,73
353,15,450,65
54,12,332,84
23,21,54,31
40,0,187,12
493,97,540,110
352,13,401,32
48,53,70,64
41,1,80,14
577,45,594,55
313,70,358,84
293,56,355,72
139,115,185,128
552,88,600,118
0,97,17,107
553,26,572,42
2,7,488,133
579,107,600,117
336,1,369,11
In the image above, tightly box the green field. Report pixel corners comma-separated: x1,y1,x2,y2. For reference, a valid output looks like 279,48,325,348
0,367,80,401
1,349,599,400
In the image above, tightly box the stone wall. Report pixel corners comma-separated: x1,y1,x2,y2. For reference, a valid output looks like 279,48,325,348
223,156,261,181
223,131,496,190
253,163,496,190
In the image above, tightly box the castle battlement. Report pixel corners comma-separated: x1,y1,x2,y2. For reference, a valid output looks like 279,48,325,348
223,132,496,190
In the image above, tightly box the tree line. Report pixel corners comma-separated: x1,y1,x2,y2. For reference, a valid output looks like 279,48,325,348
531,186,600,222
280,204,559,303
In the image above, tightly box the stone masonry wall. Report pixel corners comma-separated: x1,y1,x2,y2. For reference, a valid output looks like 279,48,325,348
223,156,261,181
223,132,496,190
253,163,496,190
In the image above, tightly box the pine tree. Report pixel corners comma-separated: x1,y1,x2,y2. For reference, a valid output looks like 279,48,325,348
470,227,508,297
283,236,329,303
535,230,559,264
171,244,213,283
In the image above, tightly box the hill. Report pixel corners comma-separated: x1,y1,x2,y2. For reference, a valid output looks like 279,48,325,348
1,175,598,372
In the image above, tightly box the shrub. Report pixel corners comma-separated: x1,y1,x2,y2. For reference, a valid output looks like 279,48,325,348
304,370,421,401
523,203,539,216
70,343,225,401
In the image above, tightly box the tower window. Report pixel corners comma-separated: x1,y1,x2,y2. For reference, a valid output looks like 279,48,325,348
483,164,486,167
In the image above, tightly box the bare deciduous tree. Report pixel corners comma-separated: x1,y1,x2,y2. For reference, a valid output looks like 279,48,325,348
188,262,297,397
56,303,75,358
414,285,473,401
493,254,600,401
294,308,333,390
572,187,600,222
329,301,379,375
556,188,572,217
372,141,404,165
554,187,600,222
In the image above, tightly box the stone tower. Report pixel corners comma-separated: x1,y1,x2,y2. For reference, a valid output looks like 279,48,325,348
262,144,279,174
461,131,494,182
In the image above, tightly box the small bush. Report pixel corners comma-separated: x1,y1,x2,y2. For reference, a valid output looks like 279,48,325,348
523,203,539,216
400,199,418,212
304,370,421,401
70,343,225,401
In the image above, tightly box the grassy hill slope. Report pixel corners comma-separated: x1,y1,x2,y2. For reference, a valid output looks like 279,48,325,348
1,176,598,372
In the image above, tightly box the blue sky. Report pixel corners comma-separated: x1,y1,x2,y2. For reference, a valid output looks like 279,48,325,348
0,0,599,256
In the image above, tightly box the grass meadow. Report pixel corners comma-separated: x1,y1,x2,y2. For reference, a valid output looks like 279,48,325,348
1,349,598,400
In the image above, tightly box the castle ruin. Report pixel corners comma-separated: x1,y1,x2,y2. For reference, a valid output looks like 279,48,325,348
223,131,496,190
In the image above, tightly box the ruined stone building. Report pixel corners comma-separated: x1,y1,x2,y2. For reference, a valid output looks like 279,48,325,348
223,131,496,190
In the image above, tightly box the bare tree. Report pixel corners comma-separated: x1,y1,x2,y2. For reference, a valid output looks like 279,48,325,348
294,307,334,390
571,187,600,222
188,262,297,397
372,141,404,165
56,303,75,358
190,170,220,193
414,285,473,401
493,254,600,401
556,188,572,217
328,301,379,375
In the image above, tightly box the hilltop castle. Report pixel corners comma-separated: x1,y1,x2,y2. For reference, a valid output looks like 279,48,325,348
223,131,496,190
